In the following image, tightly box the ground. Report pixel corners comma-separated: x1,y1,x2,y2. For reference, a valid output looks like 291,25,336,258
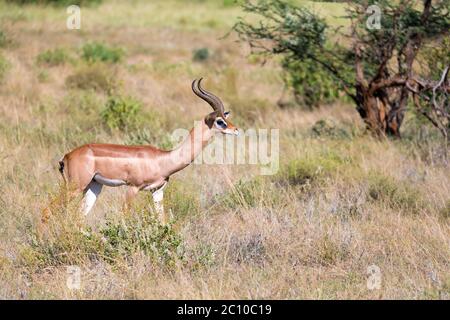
0,0,449,299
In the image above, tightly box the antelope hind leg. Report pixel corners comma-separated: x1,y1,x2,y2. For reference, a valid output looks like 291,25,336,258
82,180,103,216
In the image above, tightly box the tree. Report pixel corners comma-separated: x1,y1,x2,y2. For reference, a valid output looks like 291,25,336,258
233,0,450,137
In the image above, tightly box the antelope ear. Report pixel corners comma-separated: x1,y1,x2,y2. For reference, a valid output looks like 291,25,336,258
224,111,230,119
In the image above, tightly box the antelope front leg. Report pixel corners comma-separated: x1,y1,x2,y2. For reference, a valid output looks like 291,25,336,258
152,188,166,223
151,181,169,224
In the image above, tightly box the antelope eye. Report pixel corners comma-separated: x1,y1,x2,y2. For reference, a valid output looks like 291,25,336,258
216,119,227,128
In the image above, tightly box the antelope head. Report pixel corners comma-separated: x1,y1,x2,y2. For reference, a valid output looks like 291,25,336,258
192,78,239,136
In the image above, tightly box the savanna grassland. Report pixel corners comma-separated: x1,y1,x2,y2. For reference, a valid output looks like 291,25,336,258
0,0,449,299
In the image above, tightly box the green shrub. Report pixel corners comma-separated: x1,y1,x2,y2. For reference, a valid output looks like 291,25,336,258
101,95,141,131
0,54,10,83
189,242,217,270
65,63,118,92
282,57,342,109
81,42,124,64
192,48,210,62
367,173,426,213
100,210,183,267
36,48,71,66
21,209,183,269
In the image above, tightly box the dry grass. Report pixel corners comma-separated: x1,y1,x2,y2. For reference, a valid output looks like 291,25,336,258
0,0,449,300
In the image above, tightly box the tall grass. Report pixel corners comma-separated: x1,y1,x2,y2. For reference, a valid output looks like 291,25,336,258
0,0,449,300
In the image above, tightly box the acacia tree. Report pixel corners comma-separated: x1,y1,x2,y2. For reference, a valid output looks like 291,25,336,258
234,0,450,137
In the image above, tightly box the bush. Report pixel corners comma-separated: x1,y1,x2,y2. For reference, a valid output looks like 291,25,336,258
282,58,342,109
65,63,118,92
192,48,210,62
81,42,124,64
100,209,183,267
101,95,142,131
367,173,426,213
21,202,183,269
36,48,71,66
0,54,10,83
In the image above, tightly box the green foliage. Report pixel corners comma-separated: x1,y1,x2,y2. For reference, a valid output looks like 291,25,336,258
6,0,101,6
100,210,183,266
367,172,426,213
20,204,183,269
421,37,450,80
36,48,71,66
0,54,10,83
101,95,142,131
192,48,210,62
65,63,118,92
188,242,217,270
234,0,354,106
282,58,341,108
234,0,450,135
81,42,124,64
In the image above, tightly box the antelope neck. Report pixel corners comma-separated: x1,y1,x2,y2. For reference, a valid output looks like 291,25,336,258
162,119,214,176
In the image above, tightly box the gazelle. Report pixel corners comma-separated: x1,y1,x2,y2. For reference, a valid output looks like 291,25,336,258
54,79,239,221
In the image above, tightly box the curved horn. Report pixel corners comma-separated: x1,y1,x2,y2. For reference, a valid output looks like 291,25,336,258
191,78,224,114
198,78,225,114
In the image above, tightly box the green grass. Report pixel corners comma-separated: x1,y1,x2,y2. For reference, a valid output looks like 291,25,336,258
81,42,125,64
36,48,71,66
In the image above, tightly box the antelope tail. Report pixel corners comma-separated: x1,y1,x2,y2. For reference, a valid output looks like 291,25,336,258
58,156,67,185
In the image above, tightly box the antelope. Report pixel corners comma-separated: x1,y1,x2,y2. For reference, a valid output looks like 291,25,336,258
52,79,239,222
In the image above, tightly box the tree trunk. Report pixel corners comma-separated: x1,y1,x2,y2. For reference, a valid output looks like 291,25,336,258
356,88,389,136
355,86,406,137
